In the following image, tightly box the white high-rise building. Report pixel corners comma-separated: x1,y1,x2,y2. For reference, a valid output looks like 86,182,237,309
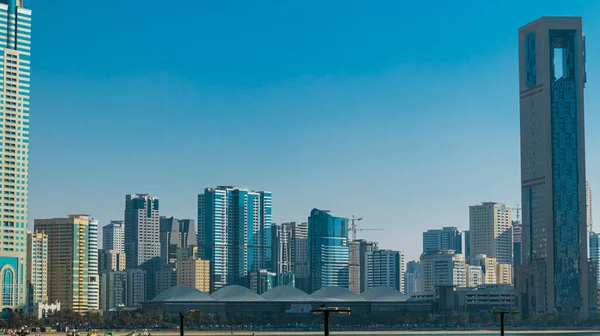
469,202,513,265
0,0,31,312
420,250,466,293
103,221,124,253
88,219,99,311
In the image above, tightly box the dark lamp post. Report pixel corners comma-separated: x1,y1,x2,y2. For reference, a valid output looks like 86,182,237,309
311,305,351,336
179,310,201,336
493,310,519,336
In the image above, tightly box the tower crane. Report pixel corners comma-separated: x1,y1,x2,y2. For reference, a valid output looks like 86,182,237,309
348,215,383,241
512,204,522,224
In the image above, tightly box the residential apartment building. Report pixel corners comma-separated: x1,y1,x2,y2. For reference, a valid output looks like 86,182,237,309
198,186,272,291
469,202,513,265
34,215,97,313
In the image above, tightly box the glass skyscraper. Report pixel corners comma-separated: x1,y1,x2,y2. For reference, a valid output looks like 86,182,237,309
198,186,272,291
422,227,463,254
0,0,31,314
517,16,589,316
308,208,349,293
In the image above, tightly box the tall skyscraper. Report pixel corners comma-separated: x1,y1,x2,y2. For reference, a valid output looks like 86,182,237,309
159,216,181,265
291,222,309,292
469,203,513,264
308,208,349,292
124,194,160,299
518,16,589,315
349,239,378,294
88,219,99,311
0,0,32,313
34,215,95,313
102,221,124,253
26,231,47,313
366,249,404,293
420,249,466,293
272,223,292,274
179,219,196,248
588,181,593,233
422,227,462,254
198,186,272,291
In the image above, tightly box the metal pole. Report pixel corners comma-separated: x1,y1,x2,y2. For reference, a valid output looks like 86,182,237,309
179,313,184,336
324,311,330,336
500,312,505,336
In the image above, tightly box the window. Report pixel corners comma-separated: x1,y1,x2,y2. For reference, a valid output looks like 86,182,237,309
2,268,13,306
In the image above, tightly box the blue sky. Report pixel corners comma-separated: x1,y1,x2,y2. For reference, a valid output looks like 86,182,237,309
28,0,600,261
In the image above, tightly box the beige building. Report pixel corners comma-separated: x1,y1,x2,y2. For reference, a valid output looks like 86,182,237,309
27,232,48,311
469,202,513,265
176,257,210,293
496,263,512,285
99,249,126,273
471,254,497,284
34,215,97,313
420,250,466,293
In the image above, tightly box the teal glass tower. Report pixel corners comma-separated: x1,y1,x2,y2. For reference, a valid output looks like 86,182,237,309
0,0,31,314
198,186,272,292
308,208,349,293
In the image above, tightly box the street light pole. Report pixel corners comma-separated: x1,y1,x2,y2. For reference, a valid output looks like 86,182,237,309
311,305,351,336
493,310,519,336
179,313,184,336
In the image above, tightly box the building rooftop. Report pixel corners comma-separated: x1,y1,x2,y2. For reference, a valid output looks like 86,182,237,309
210,285,265,301
152,285,214,302
361,287,409,302
311,286,365,301
261,285,314,302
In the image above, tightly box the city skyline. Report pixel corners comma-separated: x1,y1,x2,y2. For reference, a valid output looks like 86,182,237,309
23,1,600,264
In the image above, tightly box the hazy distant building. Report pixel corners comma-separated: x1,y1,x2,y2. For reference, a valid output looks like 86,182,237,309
422,227,462,254
420,250,466,293
590,232,600,285
471,254,497,284
517,16,589,316
272,223,293,274
308,208,349,292
27,232,48,314
99,249,126,273
513,222,522,266
198,186,272,291
102,221,125,254
249,269,277,294
126,269,146,307
496,263,513,285
160,216,181,265
366,250,404,293
100,271,127,312
469,202,512,265
155,266,176,297
35,215,96,313
404,261,421,295
349,239,378,294
125,194,160,300
464,230,470,260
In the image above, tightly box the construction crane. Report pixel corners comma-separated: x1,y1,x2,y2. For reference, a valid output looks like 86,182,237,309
348,215,383,241
512,204,522,224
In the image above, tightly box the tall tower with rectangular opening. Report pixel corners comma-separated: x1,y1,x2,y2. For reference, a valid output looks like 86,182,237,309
518,16,588,316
